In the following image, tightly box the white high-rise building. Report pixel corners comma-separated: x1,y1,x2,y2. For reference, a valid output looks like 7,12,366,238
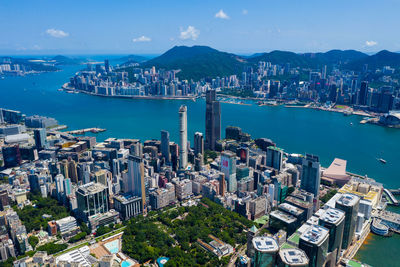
179,105,188,169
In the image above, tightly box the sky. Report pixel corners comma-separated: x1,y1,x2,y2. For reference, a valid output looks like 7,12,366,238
1,0,400,55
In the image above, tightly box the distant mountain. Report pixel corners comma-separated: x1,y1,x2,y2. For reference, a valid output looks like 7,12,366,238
345,50,400,70
248,50,369,68
248,50,317,68
119,55,149,63
307,50,368,65
52,55,83,65
140,45,247,80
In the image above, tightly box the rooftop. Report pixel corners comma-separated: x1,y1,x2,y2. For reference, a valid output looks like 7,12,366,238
279,203,304,217
252,236,279,253
279,248,309,266
336,193,360,207
319,208,345,225
300,225,329,246
78,182,107,195
270,210,297,224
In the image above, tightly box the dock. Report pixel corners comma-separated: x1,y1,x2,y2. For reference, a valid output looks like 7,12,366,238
375,210,400,233
65,128,106,135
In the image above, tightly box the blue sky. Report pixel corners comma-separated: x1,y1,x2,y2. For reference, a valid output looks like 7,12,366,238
1,0,399,55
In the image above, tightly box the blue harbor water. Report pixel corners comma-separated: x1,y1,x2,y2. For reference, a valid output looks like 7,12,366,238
1,59,400,267
1,62,399,189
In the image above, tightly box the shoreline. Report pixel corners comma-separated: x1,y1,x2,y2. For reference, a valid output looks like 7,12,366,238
61,83,198,100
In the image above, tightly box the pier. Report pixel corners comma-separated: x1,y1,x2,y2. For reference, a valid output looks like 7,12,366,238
65,128,106,135
389,188,400,195
383,188,399,205
375,210,400,234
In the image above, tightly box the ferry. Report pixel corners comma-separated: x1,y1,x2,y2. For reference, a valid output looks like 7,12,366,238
377,158,387,164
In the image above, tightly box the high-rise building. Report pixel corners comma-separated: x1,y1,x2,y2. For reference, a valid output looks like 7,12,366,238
220,151,237,192
2,144,21,168
335,193,360,249
300,154,321,198
358,81,368,106
251,236,279,267
33,128,47,150
161,130,171,163
205,89,221,150
127,155,146,211
76,182,109,221
278,248,309,267
63,178,72,197
219,173,226,197
194,132,204,157
104,59,110,73
68,159,78,183
318,208,345,264
299,225,329,267
266,146,283,171
179,105,188,169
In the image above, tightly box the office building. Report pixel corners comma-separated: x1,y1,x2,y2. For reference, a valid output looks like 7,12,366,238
76,182,109,221
205,89,221,150
127,155,146,211
2,144,22,168
55,216,78,235
194,132,204,156
278,248,309,267
300,154,321,197
179,105,188,169
252,236,279,267
33,128,47,150
266,146,283,171
113,194,142,220
358,81,368,106
335,193,360,249
161,130,171,163
299,225,329,267
270,210,298,235
220,151,237,192
318,208,345,264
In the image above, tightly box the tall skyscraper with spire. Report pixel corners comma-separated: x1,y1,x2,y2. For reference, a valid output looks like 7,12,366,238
205,89,221,151
179,105,188,169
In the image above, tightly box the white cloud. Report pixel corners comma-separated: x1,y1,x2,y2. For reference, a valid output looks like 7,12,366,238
242,9,248,15
46,28,69,38
132,36,151,42
365,40,377,47
179,26,200,40
215,9,229,19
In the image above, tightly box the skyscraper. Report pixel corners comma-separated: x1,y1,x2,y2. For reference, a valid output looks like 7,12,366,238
251,236,279,267
104,59,110,73
221,151,237,192
194,132,204,156
179,105,188,169
358,81,368,106
205,89,221,151
318,208,345,264
266,146,283,171
299,225,329,267
335,193,360,249
161,130,171,163
300,154,321,198
127,155,146,211
33,128,47,150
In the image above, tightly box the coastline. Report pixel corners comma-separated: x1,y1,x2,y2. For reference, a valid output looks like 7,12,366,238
61,83,198,100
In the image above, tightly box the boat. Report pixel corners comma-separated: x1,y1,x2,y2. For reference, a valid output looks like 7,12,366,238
378,158,387,164
350,122,353,126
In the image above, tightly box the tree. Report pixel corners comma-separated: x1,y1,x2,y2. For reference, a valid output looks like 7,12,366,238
28,236,39,249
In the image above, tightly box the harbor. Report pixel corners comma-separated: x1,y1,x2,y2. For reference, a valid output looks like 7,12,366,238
64,128,106,135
